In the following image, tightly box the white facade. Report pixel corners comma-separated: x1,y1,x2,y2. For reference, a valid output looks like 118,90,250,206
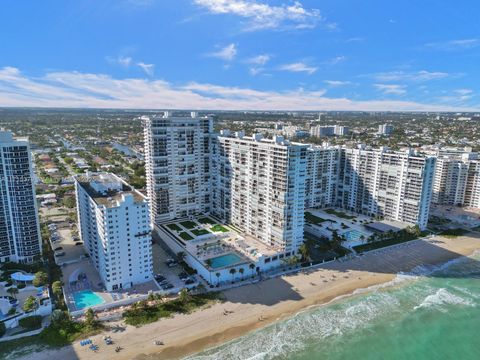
75,172,152,291
211,132,308,254
432,152,480,208
338,146,435,229
143,112,212,225
310,125,349,137
0,131,42,263
378,124,394,136
305,145,435,230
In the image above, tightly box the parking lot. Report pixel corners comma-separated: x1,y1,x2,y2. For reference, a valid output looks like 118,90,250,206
151,239,201,294
48,218,86,265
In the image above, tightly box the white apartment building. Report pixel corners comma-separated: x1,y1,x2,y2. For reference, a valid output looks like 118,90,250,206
338,146,435,229
75,172,152,291
0,131,42,264
310,125,349,137
432,152,480,208
211,132,308,254
305,145,340,209
143,112,212,225
378,124,394,136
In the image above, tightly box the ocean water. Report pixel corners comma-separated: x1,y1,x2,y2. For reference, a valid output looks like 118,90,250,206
185,252,480,360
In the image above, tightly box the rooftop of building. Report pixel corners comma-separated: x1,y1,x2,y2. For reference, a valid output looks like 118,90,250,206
75,172,146,208
217,130,309,148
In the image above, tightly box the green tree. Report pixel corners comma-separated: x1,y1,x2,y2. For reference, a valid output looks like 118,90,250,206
23,296,38,313
52,281,63,299
84,308,98,329
238,267,245,280
0,321,5,337
298,243,310,262
229,268,237,283
249,263,255,278
179,288,191,304
33,271,48,287
7,286,19,299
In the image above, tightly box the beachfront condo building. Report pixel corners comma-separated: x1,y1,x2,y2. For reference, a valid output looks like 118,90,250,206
432,152,480,208
305,145,340,209
310,125,349,137
143,112,213,225
378,124,394,136
0,131,42,264
304,145,436,230
338,146,436,230
75,172,152,291
211,131,308,253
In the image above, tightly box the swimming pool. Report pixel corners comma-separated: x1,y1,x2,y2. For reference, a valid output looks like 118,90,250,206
73,290,105,310
343,229,367,241
208,253,243,269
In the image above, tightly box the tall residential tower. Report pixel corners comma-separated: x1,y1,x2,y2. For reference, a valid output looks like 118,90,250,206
0,131,41,264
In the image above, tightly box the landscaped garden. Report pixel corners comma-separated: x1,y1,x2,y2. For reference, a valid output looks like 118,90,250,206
305,212,328,224
180,220,197,229
210,224,229,232
178,232,194,241
324,209,356,220
191,229,210,236
167,223,182,232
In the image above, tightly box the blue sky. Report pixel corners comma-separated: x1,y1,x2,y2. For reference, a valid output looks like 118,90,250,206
1,0,479,111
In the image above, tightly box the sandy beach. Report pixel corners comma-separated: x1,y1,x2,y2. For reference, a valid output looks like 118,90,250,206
20,233,480,360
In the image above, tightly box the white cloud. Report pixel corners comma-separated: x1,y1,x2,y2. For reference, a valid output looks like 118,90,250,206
207,43,237,61
326,56,346,65
107,55,133,67
371,70,450,82
247,54,270,65
425,39,479,50
0,66,477,111
454,89,473,96
279,62,317,75
374,84,407,95
324,80,351,87
136,62,155,76
193,0,322,31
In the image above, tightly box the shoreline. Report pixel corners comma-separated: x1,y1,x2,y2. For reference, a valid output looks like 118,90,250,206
16,234,480,360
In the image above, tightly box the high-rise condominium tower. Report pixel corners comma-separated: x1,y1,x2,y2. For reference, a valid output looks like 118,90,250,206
143,112,212,225
0,131,42,263
75,172,152,291
211,132,308,253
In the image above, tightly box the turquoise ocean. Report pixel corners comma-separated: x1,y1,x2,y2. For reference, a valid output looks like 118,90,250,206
185,251,480,360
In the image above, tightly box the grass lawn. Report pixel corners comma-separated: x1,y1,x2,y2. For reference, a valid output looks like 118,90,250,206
198,217,215,224
210,224,229,232
178,232,194,241
353,237,413,253
192,229,210,236
324,208,356,220
167,223,182,232
180,220,197,229
439,228,469,237
305,212,327,224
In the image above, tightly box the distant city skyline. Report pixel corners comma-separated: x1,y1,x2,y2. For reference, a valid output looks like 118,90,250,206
0,0,479,111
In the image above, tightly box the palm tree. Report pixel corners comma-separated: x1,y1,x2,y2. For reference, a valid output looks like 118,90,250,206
7,286,18,299
179,288,191,304
215,272,221,286
229,268,237,283
177,251,186,263
238,268,244,280
298,243,310,263
249,263,255,278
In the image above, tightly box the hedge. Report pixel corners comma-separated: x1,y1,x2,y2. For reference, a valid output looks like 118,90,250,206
19,316,42,330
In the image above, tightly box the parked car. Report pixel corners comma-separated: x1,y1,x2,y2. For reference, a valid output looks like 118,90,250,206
54,246,63,251
161,283,174,290
154,274,166,282
179,272,189,281
75,242,83,246
167,261,178,268
184,278,196,285
55,251,66,257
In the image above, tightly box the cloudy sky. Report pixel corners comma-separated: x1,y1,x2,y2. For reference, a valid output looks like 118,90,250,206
1,0,479,111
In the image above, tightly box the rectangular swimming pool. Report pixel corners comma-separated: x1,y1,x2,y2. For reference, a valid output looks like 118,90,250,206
343,229,367,241
208,253,243,269
73,290,105,310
